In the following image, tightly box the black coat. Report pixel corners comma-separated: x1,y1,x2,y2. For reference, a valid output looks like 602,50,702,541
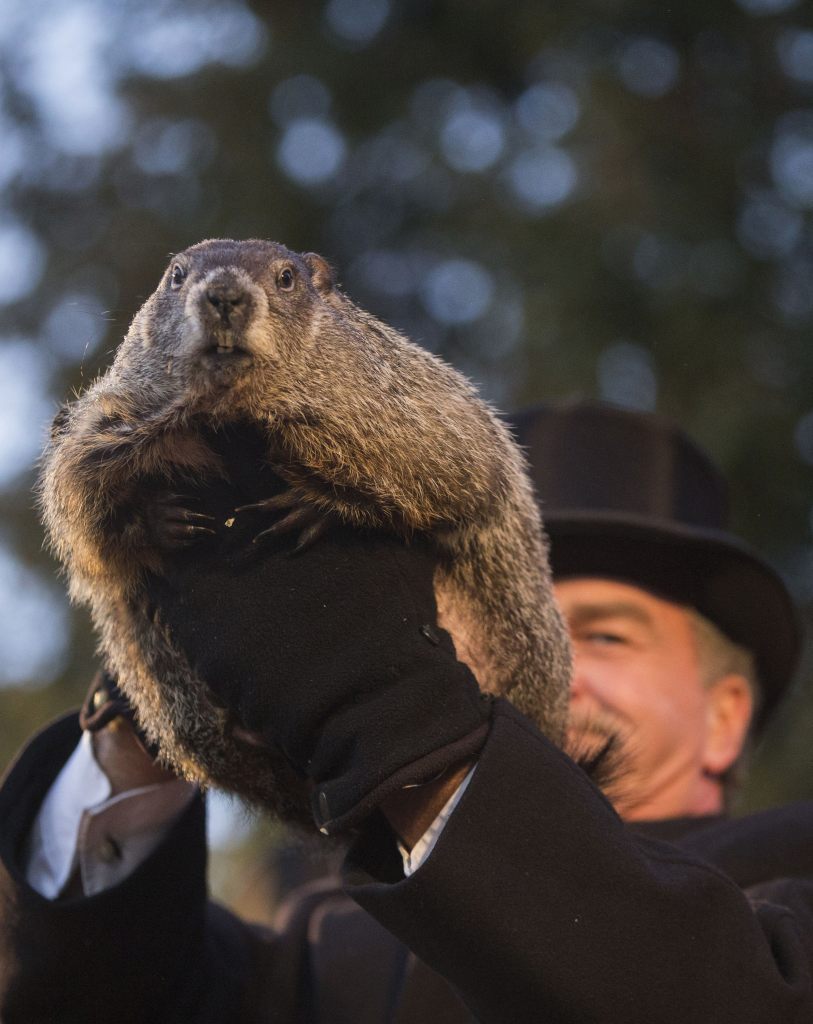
2,702,813,1023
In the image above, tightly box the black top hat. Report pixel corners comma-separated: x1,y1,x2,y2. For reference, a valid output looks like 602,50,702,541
510,401,800,733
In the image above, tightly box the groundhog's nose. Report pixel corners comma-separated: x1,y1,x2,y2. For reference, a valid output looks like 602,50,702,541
206,285,245,322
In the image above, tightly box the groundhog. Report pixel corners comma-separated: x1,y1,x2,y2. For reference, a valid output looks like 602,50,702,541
39,238,571,821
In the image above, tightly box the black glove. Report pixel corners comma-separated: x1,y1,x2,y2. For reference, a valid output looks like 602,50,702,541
147,525,492,833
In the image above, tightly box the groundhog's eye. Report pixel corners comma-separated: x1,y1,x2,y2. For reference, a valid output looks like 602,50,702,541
277,267,295,291
170,264,187,289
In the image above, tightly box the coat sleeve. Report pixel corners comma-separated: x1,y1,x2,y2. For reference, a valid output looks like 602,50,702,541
343,698,813,1024
0,714,307,1024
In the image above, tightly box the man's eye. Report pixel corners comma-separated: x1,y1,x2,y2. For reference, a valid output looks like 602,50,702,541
586,632,626,645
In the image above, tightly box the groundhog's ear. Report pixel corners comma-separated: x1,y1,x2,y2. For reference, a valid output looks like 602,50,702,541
303,253,335,297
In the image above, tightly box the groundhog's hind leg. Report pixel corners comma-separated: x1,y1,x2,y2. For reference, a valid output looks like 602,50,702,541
434,521,571,745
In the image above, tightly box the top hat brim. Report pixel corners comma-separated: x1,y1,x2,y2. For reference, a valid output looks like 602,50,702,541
544,509,800,733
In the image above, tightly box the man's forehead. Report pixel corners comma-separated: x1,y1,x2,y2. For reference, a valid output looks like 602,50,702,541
553,577,691,630
563,600,654,629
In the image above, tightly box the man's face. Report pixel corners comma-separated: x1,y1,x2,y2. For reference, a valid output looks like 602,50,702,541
553,577,750,821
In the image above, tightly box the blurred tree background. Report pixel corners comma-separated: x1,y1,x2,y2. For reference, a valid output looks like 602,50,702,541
1,0,812,913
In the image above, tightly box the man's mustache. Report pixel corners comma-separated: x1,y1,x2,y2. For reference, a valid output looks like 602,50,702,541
568,707,626,740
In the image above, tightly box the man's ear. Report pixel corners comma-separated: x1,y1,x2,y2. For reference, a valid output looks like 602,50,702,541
303,252,336,298
702,674,754,777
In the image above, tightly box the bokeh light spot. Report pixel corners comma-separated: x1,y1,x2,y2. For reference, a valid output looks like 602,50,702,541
355,249,416,298
16,3,129,156
0,223,46,306
468,294,525,361
126,5,268,79
616,37,680,98
771,128,813,209
0,543,68,688
0,120,28,189
735,0,800,15
44,293,109,362
420,259,495,325
325,0,390,46
737,193,803,260
506,148,578,212
440,109,505,172
597,341,657,411
0,340,52,486
277,118,347,186
515,82,580,141
133,118,216,176
631,233,687,290
777,29,813,83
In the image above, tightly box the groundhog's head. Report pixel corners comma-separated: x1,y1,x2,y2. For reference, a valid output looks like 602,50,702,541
118,239,341,414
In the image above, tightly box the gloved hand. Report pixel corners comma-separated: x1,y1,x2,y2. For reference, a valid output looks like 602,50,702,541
147,525,492,833
80,668,159,759
80,668,179,796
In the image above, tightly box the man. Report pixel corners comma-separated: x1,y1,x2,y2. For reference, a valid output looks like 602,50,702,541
0,401,810,1022
513,400,794,824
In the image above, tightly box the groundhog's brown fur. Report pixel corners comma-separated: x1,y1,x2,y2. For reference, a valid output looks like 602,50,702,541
40,238,571,819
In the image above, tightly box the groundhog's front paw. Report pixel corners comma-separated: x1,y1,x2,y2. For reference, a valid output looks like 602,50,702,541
235,487,335,551
144,493,217,551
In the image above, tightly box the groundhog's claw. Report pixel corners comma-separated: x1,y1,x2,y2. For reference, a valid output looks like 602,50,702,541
251,505,332,551
145,493,217,551
234,491,299,515
237,488,333,550
294,517,332,552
